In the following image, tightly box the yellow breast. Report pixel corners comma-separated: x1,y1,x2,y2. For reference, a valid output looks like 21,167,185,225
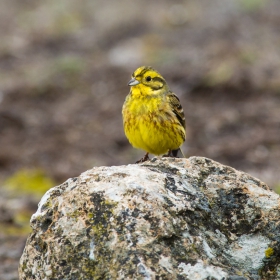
122,89,185,155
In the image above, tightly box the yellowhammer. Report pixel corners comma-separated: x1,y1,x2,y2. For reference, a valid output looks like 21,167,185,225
122,66,186,163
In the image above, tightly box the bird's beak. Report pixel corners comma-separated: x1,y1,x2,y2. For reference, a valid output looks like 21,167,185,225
127,77,140,86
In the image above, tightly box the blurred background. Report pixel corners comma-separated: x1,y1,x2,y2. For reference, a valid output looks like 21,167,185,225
1,0,280,279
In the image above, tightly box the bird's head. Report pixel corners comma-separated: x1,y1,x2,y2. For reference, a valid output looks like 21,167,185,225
128,66,168,93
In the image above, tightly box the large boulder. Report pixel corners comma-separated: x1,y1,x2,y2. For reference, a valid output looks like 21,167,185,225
19,157,280,280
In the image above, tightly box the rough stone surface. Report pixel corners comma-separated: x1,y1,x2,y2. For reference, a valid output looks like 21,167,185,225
19,157,280,280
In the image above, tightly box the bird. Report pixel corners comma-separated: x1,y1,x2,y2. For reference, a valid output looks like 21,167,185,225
122,66,186,163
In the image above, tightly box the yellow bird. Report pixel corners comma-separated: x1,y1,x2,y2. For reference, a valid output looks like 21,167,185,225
122,66,186,163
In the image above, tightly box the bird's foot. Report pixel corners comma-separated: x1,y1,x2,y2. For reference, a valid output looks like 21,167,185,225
136,153,150,163
162,150,173,158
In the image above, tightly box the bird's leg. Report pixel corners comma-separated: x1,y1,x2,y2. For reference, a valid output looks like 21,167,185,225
163,150,173,157
136,152,150,163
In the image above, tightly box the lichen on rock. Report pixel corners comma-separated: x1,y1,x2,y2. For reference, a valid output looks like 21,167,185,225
19,157,280,279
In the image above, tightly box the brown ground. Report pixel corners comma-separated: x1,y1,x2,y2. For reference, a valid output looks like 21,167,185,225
0,1,280,279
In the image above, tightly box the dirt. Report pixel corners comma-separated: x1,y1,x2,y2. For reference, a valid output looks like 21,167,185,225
0,0,280,279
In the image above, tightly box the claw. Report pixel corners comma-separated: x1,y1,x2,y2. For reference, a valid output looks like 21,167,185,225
136,152,150,163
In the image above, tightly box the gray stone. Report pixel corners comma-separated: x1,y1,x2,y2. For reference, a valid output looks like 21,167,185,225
19,157,280,279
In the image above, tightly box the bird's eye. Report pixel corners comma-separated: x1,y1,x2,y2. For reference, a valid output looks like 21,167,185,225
146,76,152,82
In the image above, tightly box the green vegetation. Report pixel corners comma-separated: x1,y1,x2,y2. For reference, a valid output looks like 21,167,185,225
4,168,55,198
275,184,280,195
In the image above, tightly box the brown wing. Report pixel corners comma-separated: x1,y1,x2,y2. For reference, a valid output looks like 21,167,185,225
167,91,185,129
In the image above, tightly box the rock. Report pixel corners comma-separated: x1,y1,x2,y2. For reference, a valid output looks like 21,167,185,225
19,157,280,280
